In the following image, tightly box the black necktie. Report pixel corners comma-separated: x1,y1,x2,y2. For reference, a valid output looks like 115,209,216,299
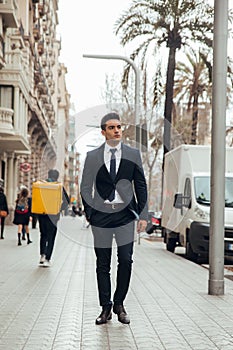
108,148,117,201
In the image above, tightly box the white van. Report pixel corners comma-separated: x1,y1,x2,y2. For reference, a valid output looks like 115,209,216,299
161,144,233,261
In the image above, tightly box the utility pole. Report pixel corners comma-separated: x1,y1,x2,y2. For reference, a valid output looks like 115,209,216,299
208,0,228,295
83,54,141,149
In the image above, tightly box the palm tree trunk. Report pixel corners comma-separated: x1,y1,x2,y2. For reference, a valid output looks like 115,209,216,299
163,45,176,160
191,94,199,144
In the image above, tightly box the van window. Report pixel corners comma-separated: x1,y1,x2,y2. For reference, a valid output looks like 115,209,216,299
195,176,210,205
194,176,233,207
225,177,233,207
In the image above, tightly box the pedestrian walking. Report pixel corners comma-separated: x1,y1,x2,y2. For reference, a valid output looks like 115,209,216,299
13,187,32,246
77,207,83,217
0,186,9,239
22,225,26,240
80,112,148,325
71,204,77,217
31,213,38,229
81,212,90,229
37,169,69,267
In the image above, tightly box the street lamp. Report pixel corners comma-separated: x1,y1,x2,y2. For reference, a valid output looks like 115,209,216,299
83,54,141,149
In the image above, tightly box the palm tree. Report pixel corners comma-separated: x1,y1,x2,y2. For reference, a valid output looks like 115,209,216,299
173,48,212,144
174,50,233,145
115,0,214,157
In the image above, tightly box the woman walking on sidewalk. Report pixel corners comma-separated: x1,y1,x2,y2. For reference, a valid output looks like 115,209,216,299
13,187,32,246
0,186,9,239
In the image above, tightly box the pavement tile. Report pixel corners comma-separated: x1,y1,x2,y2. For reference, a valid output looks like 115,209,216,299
1,218,233,349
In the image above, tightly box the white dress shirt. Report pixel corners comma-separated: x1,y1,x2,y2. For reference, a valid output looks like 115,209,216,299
104,142,124,204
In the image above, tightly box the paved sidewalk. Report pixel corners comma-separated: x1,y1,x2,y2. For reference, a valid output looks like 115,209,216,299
1,216,233,349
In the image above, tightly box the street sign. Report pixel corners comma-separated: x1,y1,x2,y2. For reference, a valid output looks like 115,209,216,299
20,162,31,172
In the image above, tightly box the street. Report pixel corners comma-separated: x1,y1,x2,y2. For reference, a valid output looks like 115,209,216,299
1,216,233,349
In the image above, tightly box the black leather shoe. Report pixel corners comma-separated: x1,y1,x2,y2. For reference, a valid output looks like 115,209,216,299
95,305,112,325
113,305,130,324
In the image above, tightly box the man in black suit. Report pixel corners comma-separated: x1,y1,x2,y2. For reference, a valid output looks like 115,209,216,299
81,112,148,325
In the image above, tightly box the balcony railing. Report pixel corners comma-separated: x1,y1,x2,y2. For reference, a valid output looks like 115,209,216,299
0,107,14,134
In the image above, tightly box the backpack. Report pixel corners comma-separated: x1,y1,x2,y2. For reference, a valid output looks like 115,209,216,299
16,197,28,213
31,181,62,215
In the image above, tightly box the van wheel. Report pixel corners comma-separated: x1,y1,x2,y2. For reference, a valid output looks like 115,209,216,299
166,238,177,253
186,242,198,262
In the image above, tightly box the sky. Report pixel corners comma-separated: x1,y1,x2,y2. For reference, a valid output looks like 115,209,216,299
57,0,134,159
56,0,217,114
57,0,131,113
57,0,233,160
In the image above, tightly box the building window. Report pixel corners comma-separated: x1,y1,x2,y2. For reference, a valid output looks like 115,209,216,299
0,85,14,109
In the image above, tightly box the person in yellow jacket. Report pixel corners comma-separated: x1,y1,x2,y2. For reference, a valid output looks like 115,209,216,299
38,169,69,267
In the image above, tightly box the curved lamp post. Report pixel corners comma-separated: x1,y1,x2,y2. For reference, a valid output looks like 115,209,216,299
83,54,141,148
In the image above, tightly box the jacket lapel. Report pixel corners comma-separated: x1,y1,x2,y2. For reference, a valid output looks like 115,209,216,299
96,143,112,181
97,142,127,182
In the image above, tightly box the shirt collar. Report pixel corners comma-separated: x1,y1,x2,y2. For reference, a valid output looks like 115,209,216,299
105,142,121,153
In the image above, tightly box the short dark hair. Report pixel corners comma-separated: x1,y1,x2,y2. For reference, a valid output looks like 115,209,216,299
48,169,59,181
100,112,120,130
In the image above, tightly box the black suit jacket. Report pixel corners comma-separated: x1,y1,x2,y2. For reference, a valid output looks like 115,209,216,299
0,193,9,214
80,143,148,223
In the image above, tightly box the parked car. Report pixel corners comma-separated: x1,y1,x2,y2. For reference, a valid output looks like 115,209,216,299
146,211,162,234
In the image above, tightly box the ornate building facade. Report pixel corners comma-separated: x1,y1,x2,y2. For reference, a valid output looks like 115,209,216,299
67,115,81,207
0,0,70,219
